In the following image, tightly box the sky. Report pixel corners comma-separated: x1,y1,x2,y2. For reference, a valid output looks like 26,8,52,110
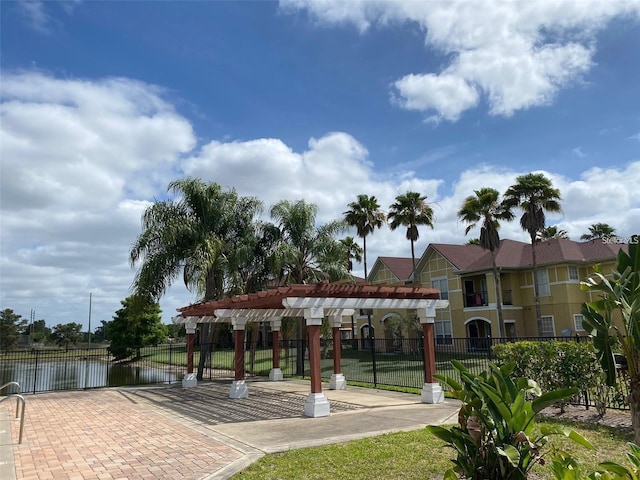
1,0,639,331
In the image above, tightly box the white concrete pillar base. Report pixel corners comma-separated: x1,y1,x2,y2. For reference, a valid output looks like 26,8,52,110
182,373,197,388
304,392,330,417
329,373,346,390
229,380,249,399
269,368,283,381
421,382,444,404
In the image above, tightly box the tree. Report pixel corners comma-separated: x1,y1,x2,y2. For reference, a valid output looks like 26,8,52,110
21,318,51,344
388,191,435,281
458,187,514,337
343,195,386,279
270,199,349,285
50,322,83,350
537,225,569,241
581,241,640,443
130,178,262,379
581,222,616,241
340,236,363,272
109,296,166,360
466,238,480,246
503,173,562,333
0,308,27,351
270,199,349,374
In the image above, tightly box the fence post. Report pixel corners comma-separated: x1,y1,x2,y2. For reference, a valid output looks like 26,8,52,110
32,349,39,394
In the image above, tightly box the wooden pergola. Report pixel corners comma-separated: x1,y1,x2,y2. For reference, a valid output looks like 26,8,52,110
174,283,448,417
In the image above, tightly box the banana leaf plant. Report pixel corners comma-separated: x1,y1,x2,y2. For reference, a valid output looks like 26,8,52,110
581,241,640,443
428,361,593,480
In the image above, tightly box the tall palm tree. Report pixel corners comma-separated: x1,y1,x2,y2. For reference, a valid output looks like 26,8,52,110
129,178,262,378
580,223,616,241
388,191,435,281
458,187,514,337
270,199,349,375
343,194,386,279
503,173,562,333
538,225,569,241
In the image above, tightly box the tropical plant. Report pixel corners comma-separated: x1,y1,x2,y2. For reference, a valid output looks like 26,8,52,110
428,361,593,480
503,173,562,332
581,223,617,241
129,178,262,378
538,225,569,241
270,199,349,374
343,194,386,278
108,296,167,360
581,241,640,443
388,191,435,281
339,236,363,272
458,187,514,337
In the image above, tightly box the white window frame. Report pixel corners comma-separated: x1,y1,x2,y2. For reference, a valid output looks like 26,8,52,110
568,265,579,282
431,277,449,300
538,315,556,337
435,320,452,345
536,269,551,297
573,314,585,332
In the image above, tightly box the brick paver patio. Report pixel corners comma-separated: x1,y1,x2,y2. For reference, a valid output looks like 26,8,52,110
8,388,244,480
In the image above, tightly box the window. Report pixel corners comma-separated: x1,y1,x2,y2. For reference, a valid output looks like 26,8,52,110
574,314,585,332
435,320,452,345
536,269,550,296
431,278,449,300
568,265,579,281
537,315,556,337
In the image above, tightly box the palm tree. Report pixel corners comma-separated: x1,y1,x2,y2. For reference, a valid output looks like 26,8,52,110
388,191,435,281
580,223,616,241
538,225,569,241
129,178,262,378
458,187,514,337
503,173,562,332
340,236,363,272
343,194,386,279
270,199,349,375
270,199,349,284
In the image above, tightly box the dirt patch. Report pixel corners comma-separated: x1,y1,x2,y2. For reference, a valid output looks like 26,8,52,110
538,404,633,435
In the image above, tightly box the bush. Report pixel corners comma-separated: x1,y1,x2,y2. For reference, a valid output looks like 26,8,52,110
492,341,606,413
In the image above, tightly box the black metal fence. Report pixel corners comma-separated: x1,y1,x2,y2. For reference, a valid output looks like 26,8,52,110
0,337,631,411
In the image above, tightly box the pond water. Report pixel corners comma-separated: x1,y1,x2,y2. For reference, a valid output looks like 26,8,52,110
0,360,180,394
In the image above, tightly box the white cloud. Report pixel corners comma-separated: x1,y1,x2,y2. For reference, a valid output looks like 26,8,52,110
1,72,196,328
282,0,640,120
2,71,639,331
17,1,52,33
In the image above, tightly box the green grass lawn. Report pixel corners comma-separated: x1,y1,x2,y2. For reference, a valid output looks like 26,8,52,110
233,419,634,480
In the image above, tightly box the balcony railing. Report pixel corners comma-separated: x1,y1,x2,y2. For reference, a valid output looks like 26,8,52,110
464,289,513,307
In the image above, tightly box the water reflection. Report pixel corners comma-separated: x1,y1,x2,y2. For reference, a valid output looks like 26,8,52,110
0,360,179,394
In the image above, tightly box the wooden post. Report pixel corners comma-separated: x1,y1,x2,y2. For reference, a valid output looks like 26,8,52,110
308,323,322,393
422,322,436,383
234,328,245,381
332,326,341,375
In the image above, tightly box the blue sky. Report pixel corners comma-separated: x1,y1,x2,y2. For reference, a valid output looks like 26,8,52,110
1,0,639,330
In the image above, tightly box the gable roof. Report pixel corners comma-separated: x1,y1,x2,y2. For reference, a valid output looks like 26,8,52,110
370,256,414,282
429,238,626,273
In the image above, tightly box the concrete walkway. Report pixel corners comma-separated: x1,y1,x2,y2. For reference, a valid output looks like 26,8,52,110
1,379,460,480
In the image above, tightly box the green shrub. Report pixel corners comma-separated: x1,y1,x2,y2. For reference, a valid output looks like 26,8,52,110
493,341,605,413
